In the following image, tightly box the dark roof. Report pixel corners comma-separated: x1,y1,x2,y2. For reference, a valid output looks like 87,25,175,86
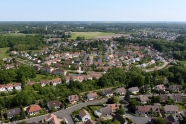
48,100,61,108
103,89,113,95
113,113,125,124
7,108,21,118
101,106,112,115
165,115,176,123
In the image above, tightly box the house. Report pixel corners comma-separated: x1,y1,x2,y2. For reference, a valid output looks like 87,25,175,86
116,87,126,95
128,87,139,94
0,85,7,92
84,119,97,124
113,113,125,124
169,85,179,92
44,114,60,124
68,94,79,104
6,108,21,119
105,104,119,112
79,109,91,122
40,66,54,73
100,106,112,116
14,83,22,90
155,84,166,91
135,105,160,115
27,105,41,115
164,105,178,114
65,76,70,83
161,94,168,102
102,89,113,97
86,92,98,101
27,81,36,86
6,84,14,91
170,94,182,102
50,78,62,86
53,69,67,76
40,80,50,87
164,114,179,124
138,95,149,104
47,100,61,110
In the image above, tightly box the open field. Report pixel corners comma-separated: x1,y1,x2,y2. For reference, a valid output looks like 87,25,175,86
30,74,60,82
0,47,10,58
179,61,186,65
69,32,117,39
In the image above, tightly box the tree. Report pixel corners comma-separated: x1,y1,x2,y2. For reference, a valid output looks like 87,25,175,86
116,106,125,115
21,76,26,88
124,91,130,102
113,96,119,104
155,117,166,124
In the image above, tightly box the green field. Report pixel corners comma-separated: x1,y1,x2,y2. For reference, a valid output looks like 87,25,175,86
69,32,115,39
0,47,10,58
30,74,60,82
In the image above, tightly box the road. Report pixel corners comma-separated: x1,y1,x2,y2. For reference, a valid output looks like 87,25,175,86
145,60,169,72
16,98,107,124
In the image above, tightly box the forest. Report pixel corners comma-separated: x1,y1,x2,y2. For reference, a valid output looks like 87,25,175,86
0,35,45,51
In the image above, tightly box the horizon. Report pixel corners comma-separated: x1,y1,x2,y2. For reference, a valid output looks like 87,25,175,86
1,0,186,21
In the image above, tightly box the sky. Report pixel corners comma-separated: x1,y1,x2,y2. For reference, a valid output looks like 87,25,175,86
0,0,185,21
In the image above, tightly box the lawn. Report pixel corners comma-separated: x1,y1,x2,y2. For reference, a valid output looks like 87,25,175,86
69,32,115,39
176,103,185,111
30,74,60,82
179,61,186,65
0,47,10,58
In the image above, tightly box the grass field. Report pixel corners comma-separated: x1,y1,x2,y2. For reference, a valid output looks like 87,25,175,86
30,74,60,82
179,61,186,65
69,32,115,39
0,47,10,58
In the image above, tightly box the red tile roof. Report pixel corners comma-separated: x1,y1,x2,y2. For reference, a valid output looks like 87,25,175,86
27,105,41,113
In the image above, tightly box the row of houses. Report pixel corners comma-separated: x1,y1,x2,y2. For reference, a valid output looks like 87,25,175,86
0,83,22,92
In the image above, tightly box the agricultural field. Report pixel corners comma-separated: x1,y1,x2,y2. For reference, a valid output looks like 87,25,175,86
69,32,115,39
0,47,10,58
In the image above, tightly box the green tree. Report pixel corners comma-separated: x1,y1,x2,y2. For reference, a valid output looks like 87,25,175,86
155,117,166,124
124,91,130,102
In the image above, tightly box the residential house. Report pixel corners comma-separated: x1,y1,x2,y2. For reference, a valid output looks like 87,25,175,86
6,108,21,119
27,81,36,86
86,92,98,101
164,114,179,124
65,76,70,83
68,94,79,104
100,106,112,116
161,94,168,102
50,78,62,86
0,85,6,92
135,105,160,115
155,84,166,91
40,66,54,73
102,89,113,97
164,105,178,114
128,87,139,94
44,114,60,124
170,94,182,102
33,65,41,71
53,69,67,76
6,84,14,91
40,80,50,87
105,104,119,112
14,83,22,90
84,119,97,124
113,113,125,124
27,105,41,115
116,87,126,95
47,100,61,110
138,95,149,104
79,109,91,122
169,85,179,92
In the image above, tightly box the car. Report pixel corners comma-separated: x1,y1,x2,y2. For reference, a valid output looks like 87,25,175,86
63,117,68,124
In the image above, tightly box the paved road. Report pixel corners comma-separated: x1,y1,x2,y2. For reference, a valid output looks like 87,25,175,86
145,60,169,72
16,98,107,124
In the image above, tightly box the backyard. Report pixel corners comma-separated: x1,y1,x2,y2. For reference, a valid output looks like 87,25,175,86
0,47,10,58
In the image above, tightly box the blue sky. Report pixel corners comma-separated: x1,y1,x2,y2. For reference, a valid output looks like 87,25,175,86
1,0,185,21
